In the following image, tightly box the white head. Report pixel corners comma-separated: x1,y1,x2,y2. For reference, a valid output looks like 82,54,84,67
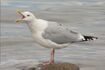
16,10,48,34
16,10,36,23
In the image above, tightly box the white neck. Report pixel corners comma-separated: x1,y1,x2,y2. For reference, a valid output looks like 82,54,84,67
26,19,48,36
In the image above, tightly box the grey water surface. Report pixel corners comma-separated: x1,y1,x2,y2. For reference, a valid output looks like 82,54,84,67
1,0,105,70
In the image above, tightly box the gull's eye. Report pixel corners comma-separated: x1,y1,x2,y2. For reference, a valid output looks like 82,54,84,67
27,15,30,17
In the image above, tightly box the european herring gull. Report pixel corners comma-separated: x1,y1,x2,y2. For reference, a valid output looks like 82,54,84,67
16,11,98,65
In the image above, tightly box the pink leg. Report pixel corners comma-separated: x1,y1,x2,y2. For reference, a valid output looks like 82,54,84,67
50,48,55,63
42,48,55,65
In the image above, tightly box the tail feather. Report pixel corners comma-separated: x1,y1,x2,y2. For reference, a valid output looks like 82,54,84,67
82,35,98,41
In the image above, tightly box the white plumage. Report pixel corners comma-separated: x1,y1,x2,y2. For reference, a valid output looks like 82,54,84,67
16,11,98,65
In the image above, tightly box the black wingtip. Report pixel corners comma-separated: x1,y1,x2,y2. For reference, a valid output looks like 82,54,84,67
82,35,98,41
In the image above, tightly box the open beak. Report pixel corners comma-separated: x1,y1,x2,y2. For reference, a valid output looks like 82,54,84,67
16,10,25,23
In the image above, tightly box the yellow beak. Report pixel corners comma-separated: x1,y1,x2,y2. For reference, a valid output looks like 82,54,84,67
16,10,23,23
16,19,22,22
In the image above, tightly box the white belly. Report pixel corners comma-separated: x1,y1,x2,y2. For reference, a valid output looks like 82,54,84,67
32,34,69,49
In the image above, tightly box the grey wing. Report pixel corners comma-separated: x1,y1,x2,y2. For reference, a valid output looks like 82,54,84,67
42,22,84,44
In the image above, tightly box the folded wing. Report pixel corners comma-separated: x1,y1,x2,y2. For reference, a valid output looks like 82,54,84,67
42,22,84,44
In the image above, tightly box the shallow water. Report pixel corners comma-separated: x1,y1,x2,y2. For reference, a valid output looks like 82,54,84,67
1,0,105,70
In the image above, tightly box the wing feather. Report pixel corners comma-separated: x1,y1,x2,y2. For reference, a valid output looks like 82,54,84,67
42,22,83,44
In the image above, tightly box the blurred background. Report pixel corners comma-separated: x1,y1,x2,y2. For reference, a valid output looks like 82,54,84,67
1,0,105,70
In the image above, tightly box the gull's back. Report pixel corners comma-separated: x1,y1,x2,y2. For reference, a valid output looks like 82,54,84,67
42,22,84,44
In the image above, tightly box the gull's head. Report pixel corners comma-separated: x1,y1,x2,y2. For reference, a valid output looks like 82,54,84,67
16,10,36,23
